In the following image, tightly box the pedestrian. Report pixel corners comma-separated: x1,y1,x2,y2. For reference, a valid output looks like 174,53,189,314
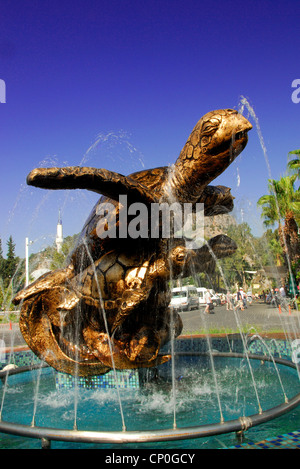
204,290,213,314
226,291,233,310
241,288,247,309
235,287,244,311
280,286,286,297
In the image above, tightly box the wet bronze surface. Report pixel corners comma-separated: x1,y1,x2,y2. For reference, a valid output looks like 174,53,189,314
13,109,252,376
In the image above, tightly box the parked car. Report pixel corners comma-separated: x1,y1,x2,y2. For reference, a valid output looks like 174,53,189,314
170,286,199,311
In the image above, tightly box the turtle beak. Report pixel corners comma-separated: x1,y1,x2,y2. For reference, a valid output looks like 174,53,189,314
234,114,252,138
230,114,252,154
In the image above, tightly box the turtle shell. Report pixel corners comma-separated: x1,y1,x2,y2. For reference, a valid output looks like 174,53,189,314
68,164,235,274
69,166,169,273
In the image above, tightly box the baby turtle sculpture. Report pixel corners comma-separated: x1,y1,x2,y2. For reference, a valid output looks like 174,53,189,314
13,109,252,376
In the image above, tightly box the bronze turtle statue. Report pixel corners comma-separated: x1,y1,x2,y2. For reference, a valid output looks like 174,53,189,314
13,109,252,376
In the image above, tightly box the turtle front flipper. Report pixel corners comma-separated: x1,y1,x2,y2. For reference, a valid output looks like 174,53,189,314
183,234,237,275
27,166,157,205
13,265,74,304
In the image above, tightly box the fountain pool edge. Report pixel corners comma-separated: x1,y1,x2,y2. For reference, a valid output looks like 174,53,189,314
0,352,300,446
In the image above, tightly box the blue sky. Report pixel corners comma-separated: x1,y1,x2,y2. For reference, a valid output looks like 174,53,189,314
0,0,300,257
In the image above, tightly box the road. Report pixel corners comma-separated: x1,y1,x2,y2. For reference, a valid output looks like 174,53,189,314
0,301,299,350
180,300,300,335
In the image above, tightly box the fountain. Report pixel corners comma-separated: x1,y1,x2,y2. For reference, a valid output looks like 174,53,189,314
12,108,251,376
0,106,300,449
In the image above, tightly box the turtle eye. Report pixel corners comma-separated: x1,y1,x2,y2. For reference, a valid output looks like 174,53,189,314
201,117,221,136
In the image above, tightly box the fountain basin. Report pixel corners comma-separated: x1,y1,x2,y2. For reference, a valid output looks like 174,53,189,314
0,336,300,449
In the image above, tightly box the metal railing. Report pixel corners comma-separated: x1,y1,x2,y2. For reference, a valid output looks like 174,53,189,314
0,352,299,448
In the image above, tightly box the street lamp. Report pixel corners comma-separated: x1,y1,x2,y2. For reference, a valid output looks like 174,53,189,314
25,237,34,287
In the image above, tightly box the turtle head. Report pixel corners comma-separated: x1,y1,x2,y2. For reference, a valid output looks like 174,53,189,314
172,109,252,201
196,108,252,159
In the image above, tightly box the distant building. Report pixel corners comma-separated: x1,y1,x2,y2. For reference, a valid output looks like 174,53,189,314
56,210,63,253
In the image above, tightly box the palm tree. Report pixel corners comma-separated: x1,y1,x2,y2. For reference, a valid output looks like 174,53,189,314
257,175,300,266
288,150,300,180
256,186,278,229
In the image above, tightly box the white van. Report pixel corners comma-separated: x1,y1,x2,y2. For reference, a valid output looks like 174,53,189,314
170,286,199,311
197,287,208,305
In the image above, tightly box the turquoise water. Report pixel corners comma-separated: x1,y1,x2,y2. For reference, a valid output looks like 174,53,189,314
1,356,300,449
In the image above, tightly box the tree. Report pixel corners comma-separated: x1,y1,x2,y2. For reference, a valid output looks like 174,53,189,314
217,223,258,290
261,229,284,266
257,175,300,276
27,233,79,277
3,236,21,290
288,149,300,181
0,238,4,279
50,235,78,270
5,236,17,277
